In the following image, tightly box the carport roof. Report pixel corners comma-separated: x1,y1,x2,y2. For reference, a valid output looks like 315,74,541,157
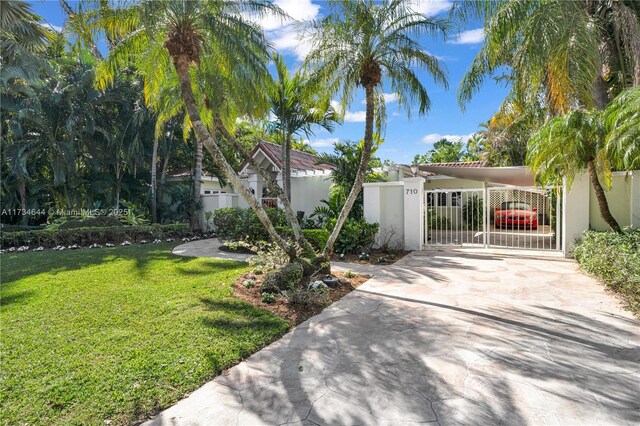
418,163,536,186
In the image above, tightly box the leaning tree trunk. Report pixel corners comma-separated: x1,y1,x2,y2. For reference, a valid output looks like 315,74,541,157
18,176,28,226
150,135,158,223
283,131,292,201
171,56,297,260
587,159,622,233
322,85,376,258
191,138,203,231
216,117,314,255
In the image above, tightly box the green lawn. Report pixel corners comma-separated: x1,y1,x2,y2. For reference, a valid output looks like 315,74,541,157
0,243,289,425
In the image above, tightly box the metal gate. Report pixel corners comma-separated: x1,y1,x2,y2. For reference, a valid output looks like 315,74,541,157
424,186,561,251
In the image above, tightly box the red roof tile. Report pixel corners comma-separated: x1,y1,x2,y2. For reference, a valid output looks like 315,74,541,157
243,141,333,173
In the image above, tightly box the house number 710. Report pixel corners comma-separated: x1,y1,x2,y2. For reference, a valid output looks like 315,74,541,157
405,189,418,195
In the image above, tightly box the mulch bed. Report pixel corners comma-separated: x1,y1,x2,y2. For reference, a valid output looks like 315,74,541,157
330,250,409,265
233,270,370,326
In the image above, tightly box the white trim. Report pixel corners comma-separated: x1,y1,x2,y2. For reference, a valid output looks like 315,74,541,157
363,181,404,187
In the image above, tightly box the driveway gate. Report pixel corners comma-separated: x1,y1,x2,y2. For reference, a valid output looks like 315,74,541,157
424,186,561,251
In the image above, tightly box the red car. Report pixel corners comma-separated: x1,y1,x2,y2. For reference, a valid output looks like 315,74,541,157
494,201,538,229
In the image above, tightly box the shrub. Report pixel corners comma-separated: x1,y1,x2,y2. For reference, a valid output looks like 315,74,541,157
260,262,304,294
573,229,640,314
288,287,329,307
261,293,277,304
276,227,330,252
0,224,193,248
426,210,452,230
335,219,379,255
59,216,123,230
462,195,483,230
211,207,287,243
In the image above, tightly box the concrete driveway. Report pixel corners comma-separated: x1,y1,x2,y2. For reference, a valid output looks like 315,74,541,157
146,250,640,425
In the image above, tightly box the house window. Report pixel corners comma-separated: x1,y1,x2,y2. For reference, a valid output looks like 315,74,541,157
451,191,461,207
426,193,435,207
437,193,447,206
204,190,211,194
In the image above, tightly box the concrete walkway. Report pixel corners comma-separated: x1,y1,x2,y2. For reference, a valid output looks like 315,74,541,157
150,247,640,425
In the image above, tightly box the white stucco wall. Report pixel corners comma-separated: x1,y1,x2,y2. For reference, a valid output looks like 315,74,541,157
289,174,332,218
588,171,637,231
364,182,405,249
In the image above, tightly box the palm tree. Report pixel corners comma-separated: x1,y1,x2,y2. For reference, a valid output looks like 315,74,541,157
605,87,640,170
456,0,640,113
97,0,307,258
304,0,449,257
266,53,339,200
527,109,622,233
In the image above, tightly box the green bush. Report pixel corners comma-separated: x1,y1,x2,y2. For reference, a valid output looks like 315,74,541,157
427,209,452,230
573,229,640,314
0,224,194,248
211,207,287,243
260,262,304,294
276,227,330,252
335,219,379,255
58,216,123,230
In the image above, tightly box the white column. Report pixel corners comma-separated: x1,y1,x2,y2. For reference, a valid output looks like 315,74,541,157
562,173,590,257
630,170,640,229
403,177,425,251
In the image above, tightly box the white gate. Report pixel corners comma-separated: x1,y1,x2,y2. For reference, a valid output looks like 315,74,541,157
424,186,562,251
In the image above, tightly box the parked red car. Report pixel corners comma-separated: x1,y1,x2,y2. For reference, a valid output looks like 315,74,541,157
494,201,538,229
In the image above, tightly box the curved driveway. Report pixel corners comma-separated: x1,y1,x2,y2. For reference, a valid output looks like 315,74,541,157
148,248,640,425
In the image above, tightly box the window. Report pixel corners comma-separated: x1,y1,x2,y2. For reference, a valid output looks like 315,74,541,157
451,191,461,207
426,193,435,207
204,190,211,195
437,192,447,206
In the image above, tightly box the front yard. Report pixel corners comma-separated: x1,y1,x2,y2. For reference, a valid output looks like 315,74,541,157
0,244,289,425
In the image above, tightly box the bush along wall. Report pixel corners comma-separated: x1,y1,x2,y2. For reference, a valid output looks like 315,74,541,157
211,207,287,243
573,229,640,315
0,224,195,249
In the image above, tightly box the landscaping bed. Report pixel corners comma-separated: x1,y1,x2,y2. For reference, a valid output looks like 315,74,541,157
331,249,408,265
233,270,370,325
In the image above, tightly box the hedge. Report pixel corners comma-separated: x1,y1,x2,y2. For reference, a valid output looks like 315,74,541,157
210,207,287,243
573,229,640,315
1,224,194,249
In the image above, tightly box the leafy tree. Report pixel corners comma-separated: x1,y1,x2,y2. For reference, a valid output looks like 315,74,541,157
605,87,640,170
266,53,338,200
527,109,621,232
414,138,465,164
317,140,386,219
305,0,448,257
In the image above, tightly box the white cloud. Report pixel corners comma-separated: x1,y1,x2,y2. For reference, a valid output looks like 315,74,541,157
344,110,367,122
248,0,319,61
421,133,474,144
409,0,452,17
47,24,64,32
309,137,339,148
450,28,485,44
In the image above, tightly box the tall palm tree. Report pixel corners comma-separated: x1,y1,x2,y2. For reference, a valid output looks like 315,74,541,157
605,87,640,171
304,0,449,257
266,53,339,200
456,0,640,113
97,0,306,258
527,109,622,233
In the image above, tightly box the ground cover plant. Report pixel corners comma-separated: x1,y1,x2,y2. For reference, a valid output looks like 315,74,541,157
0,243,289,425
573,229,640,315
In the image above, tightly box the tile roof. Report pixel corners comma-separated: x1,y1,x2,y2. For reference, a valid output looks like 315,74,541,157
245,141,333,172
412,160,487,176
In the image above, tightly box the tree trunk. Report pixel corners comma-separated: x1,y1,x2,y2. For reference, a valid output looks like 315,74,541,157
283,131,292,201
587,159,622,233
593,74,609,110
216,118,314,255
160,152,170,183
18,176,28,226
322,85,376,258
191,138,203,231
151,135,158,223
171,56,297,259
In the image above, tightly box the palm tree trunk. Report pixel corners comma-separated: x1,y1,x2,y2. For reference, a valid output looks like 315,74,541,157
283,131,292,201
322,85,376,258
191,138,203,230
151,135,158,223
160,152,170,183
587,159,622,233
172,57,297,259
216,118,314,254
18,176,28,226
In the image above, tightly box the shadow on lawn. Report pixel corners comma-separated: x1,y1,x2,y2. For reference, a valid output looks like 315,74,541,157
0,243,247,290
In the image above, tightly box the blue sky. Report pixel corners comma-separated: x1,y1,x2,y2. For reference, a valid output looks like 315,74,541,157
30,0,509,165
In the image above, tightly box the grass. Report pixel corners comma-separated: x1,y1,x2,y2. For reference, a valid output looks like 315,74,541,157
0,243,289,425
